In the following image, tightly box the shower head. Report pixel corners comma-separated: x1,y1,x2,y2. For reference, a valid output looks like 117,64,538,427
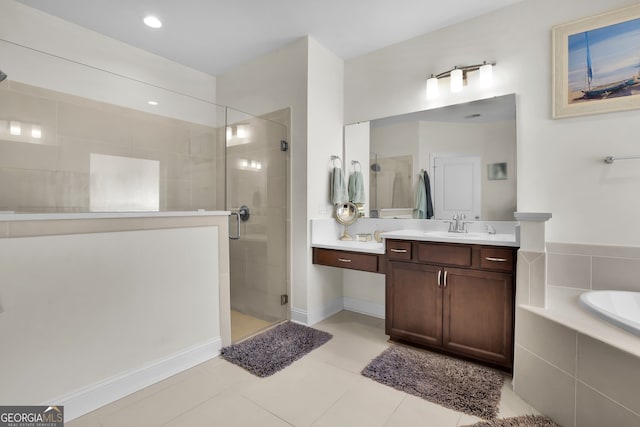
0,70,7,82
370,163,381,172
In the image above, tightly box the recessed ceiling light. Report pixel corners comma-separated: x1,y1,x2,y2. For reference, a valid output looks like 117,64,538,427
143,16,162,29
147,101,158,106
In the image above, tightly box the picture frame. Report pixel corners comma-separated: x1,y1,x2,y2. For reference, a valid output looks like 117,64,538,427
552,4,640,118
488,162,507,181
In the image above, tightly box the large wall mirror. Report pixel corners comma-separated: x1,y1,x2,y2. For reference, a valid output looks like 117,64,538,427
344,94,516,221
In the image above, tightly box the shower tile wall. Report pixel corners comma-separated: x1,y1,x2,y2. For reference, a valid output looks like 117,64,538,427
0,82,224,212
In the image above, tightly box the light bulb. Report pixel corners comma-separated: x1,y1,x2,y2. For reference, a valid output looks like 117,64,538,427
426,75,439,99
479,62,493,88
9,121,21,136
143,16,162,29
31,125,42,139
450,68,463,93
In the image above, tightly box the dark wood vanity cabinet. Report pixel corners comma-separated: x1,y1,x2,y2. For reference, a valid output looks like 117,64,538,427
313,247,380,273
385,239,516,370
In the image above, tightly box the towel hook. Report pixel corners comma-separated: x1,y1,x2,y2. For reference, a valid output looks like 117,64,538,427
351,160,361,172
331,155,343,168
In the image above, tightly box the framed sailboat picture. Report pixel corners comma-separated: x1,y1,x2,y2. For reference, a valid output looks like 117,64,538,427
553,4,640,118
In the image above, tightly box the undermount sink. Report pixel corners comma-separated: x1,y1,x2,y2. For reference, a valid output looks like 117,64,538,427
423,231,489,239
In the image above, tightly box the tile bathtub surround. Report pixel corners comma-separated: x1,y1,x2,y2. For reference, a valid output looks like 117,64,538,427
546,242,640,292
514,306,640,427
67,311,541,427
515,250,546,307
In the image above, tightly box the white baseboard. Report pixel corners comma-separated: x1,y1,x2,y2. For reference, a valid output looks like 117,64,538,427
291,297,344,326
343,297,385,319
52,337,222,422
291,297,384,326
290,307,309,325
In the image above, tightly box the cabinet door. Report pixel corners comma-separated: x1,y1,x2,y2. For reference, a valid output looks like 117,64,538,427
442,267,514,367
386,261,442,346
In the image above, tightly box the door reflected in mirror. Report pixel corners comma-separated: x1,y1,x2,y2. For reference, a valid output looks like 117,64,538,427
345,94,516,221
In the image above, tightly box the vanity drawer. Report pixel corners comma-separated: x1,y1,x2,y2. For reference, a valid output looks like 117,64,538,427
417,242,472,267
386,240,412,260
313,248,378,272
480,247,515,272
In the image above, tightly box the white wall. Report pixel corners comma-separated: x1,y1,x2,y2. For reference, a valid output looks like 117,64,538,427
0,0,218,126
0,227,220,419
345,0,640,246
306,38,346,322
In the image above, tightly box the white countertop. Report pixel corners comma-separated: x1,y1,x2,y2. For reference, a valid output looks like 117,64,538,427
521,286,640,358
0,211,231,221
381,229,519,247
312,240,385,254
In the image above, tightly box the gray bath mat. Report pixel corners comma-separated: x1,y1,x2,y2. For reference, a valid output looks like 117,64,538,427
221,321,332,377
362,345,504,419
463,414,562,426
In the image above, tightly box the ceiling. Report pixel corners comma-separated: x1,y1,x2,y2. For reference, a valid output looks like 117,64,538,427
17,0,524,76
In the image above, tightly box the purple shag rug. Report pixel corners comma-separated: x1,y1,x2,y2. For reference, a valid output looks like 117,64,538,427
220,321,332,377
463,414,563,426
362,345,504,420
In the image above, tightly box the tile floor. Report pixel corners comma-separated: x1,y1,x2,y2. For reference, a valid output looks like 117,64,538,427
231,310,273,342
67,311,540,427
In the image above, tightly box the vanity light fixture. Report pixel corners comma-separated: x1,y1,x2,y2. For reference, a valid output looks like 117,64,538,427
479,62,493,88
450,67,463,93
143,16,162,29
426,61,496,99
426,74,439,99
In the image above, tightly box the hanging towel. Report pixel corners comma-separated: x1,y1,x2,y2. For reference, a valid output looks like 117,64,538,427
348,171,366,204
330,167,348,205
414,172,427,219
424,170,434,219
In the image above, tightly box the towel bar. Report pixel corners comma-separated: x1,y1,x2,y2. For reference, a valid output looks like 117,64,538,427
604,155,640,164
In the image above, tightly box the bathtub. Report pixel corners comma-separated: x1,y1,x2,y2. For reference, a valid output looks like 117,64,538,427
579,291,640,336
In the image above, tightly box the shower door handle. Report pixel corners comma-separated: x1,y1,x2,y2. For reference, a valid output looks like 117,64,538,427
229,212,241,240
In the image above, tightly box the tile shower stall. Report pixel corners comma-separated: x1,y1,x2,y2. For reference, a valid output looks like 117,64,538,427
0,81,290,334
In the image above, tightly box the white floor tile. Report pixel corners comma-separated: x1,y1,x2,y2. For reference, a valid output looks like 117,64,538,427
67,310,543,427
163,391,291,427
311,376,404,427
384,394,462,427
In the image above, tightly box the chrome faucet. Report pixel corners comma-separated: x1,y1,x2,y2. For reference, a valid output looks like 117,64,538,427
447,213,470,233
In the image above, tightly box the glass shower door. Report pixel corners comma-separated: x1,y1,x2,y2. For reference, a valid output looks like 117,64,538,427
226,107,288,342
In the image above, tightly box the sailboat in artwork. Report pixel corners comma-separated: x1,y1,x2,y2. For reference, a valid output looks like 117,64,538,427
581,31,638,99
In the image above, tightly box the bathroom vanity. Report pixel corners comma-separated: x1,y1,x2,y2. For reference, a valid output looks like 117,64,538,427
311,220,519,371
384,238,516,370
